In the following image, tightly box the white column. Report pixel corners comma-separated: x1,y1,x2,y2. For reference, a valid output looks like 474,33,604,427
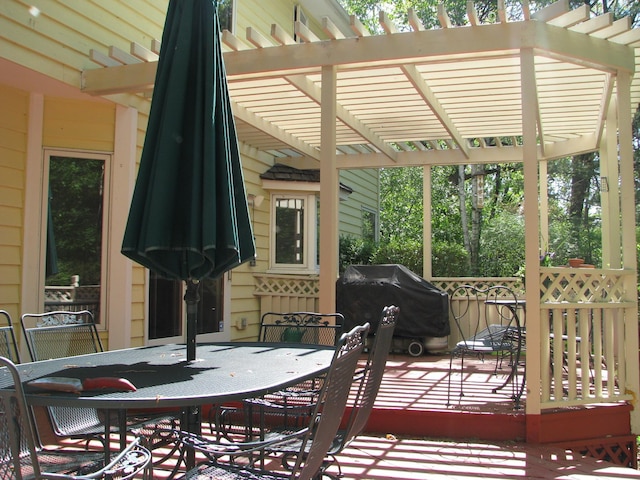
318,65,338,313
21,93,45,320
616,71,639,434
107,105,136,349
521,49,541,422
601,98,621,269
423,166,432,278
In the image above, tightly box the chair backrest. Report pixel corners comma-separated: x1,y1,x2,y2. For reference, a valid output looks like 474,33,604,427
0,356,43,479
450,285,521,351
20,310,103,361
0,311,20,363
342,305,398,446
292,323,368,480
19,311,105,441
259,312,344,346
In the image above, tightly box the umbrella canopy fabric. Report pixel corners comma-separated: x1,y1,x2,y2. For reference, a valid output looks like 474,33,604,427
122,0,255,282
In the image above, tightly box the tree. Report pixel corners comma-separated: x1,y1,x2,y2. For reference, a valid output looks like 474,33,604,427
337,0,640,276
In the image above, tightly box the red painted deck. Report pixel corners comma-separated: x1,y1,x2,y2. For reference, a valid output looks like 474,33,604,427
41,353,638,478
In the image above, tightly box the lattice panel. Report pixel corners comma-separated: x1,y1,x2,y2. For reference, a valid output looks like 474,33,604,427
540,268,629,303
557,436,638,468
254,274,319,297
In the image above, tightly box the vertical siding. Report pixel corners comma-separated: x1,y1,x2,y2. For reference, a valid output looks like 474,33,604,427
0,85,28,323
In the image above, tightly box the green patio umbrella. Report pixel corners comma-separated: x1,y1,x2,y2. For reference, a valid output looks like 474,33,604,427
122,0,255,362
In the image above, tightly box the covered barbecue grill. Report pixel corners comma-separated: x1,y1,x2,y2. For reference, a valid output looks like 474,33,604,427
336,264,449,356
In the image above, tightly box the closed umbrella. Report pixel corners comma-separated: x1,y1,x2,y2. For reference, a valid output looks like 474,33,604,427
122,0,255,362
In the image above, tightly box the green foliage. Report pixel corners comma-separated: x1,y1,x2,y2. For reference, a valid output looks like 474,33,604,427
46,157,104,286
339,235,376,273
379,167,423,243
478,211,525,277
432,241,469,277
371,238,423,274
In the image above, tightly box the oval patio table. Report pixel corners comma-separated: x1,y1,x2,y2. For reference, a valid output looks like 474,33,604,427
7,342,335,471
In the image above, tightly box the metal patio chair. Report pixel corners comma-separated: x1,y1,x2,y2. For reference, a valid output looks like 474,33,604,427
0,355,151,479
176,323,369,480
259,312,344,346
214,313,344,442
0,310,21,363
266,305,399,479
446,285,524,409
20,311,179,460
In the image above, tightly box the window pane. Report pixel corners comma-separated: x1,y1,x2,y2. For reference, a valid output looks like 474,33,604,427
275,198,304,264
218,0,233,32
45,156,104,323
148,273,182,340
148,275,223,339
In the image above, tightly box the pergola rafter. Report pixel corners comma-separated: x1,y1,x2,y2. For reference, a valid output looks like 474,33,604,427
82,1,639,169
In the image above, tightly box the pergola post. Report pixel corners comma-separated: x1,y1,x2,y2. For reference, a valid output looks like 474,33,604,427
616,71,640,433
521,48,542,439
423,166,433,278
318,65,338,313
601,98,622,269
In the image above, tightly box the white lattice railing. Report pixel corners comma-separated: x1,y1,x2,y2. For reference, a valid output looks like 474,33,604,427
539,267,636,408
253,273,320,318
254,271,637,410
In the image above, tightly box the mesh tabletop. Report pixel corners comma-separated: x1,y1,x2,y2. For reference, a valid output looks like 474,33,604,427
4,343,334,410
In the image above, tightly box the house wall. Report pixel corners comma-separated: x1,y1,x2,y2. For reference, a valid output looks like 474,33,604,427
0,84,28,325
0,0,379,347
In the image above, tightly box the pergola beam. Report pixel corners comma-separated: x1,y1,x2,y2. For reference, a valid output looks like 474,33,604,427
82,21,635,95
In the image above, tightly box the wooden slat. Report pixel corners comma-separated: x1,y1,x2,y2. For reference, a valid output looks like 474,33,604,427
438,4,452,28
547,4,589,28
497,0,507,23
569,12,613,34
350,14,369,37
89,49,121,67
246,27,272,49
130,42,158,62
531,0,569,22
271,23,296,45
321,17,344,40
408,8,424,31
589,17,631,39
466,1,480,27
222,30,248,51
379,11,398,35
294,20,319,43
108,46,140,65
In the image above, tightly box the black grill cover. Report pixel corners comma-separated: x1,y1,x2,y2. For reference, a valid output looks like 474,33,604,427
336,264,450,338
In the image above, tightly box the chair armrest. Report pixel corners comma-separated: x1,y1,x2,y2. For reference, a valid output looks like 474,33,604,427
177,427,309,458
39,437,151,479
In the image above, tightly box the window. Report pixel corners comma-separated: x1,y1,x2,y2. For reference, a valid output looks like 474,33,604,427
362,207,378,243
43,151,109,325
148,275,225,342
218,0,235,32
270,193,319,273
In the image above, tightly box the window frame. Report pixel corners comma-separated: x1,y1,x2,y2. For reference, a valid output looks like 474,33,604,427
269,191,319,274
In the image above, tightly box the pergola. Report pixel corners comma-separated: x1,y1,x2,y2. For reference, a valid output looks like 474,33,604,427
83,0,640,435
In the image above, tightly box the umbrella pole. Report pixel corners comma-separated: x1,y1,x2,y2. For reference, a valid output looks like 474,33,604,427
184,279,200,362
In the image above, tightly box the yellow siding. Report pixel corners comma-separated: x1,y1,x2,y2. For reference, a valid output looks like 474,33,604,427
0,84,28,323
43,98,115,151
236,0,298,37
0,0,375,347
0,0,167,91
